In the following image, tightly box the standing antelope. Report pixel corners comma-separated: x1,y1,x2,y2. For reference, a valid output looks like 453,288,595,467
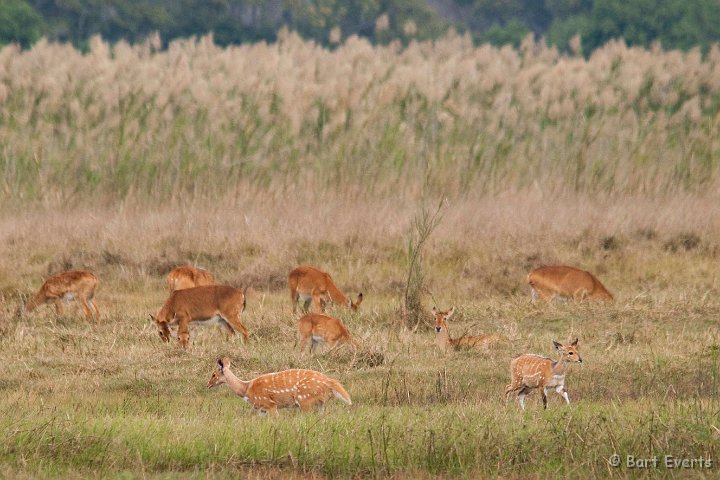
288,266,363,314
504,339,582,410
207,357,352,415
297,312,354,353
433,307,508,353
150,285,249,349
527,265,613,302
166,265,215,292
24,270,99,321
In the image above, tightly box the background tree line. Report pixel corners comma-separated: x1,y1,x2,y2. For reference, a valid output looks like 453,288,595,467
1,0,719,54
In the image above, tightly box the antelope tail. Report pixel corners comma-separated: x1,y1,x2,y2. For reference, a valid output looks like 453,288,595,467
241,285,249,313
328,379,352,406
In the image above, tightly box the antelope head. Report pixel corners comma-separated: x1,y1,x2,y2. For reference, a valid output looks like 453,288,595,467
348,293,364,310
149,314,171,343
553,338,582,363
432,306,455,334
208,357,232,388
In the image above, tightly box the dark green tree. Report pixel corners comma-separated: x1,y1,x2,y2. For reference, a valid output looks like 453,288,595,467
16,0,720,54
546,14,591,53
0,0,44,48
479,19,530,48
583,0,720,53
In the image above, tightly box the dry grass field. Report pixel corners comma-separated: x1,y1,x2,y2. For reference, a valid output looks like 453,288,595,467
1,196,719,478
1,34,720,478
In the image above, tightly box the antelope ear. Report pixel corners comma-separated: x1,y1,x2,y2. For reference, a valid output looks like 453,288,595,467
217,358,225,373
221,357,231,368
446,306,455,318
571,338,579,346
431,306,438,315
553,340,562,350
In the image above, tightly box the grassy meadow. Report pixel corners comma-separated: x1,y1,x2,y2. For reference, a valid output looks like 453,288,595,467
1,33,720,478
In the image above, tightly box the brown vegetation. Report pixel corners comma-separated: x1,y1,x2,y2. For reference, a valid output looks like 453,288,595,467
1,34,720,206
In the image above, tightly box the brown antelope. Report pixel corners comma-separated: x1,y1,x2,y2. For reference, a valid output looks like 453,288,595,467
150,285,249,349
207,357,352,415
288,266,363,314
504,339,582,410
297,312,355,353
166,265,215,292
433,306,509,353
527,265,613,302
24,270,99,321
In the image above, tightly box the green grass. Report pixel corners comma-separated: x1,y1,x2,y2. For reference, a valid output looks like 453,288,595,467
3,399,716,477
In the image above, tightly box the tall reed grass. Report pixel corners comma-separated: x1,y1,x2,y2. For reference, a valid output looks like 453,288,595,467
1,32,720,206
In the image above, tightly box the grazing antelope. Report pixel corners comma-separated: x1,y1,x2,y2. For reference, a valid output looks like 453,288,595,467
504,339,582,410
166,265,215,292
24,270,99,321
150,285,249,349
207,357,352,416
527,265,613,302
288,266,363,314
433,306,508,353
297,313,354,353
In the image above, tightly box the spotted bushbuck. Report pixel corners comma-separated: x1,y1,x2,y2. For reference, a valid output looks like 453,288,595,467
504,339,582,410
207,357,352,416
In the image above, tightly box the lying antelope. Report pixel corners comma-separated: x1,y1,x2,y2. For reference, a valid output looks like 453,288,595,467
527,265,613,302
297,312,354,353
504,339,582,410
207,357,352,415
288,266,363,314
150,285,249,349
166,265,215,292
24,270,99,321
433,306,508,353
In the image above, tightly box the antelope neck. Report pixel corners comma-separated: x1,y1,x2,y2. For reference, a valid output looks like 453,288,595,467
551,359,569,376
223,369,250,397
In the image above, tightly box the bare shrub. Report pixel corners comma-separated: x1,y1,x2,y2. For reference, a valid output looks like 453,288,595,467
402,201,444,330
